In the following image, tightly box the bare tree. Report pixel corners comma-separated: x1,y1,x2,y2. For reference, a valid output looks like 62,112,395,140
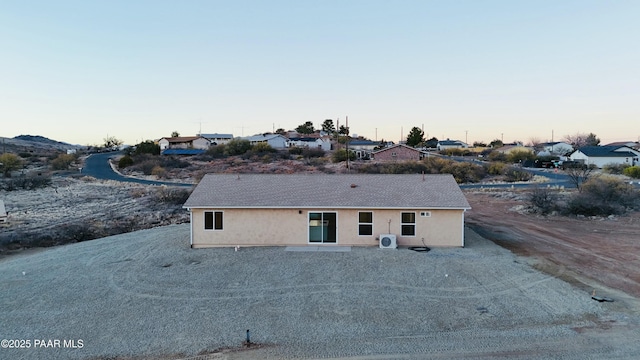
565,165,595,191
103,136,123,150
528,137,542,147
563,132,600,148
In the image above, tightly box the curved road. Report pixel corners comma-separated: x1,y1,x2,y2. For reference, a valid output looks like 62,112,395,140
82,152,194,187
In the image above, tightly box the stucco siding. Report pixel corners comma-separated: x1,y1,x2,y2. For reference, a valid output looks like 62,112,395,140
373,147,421,161
190,208,464,248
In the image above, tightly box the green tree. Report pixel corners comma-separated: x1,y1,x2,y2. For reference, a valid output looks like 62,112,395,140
507,149,536,164
332,149,356,163
489,139,504,148
338,125,349,136
425,137,439,148
224,139,252,156
405,127,425,147
585,133,600,146
295,121,315,134
321,119,336,134
134,140,161,155
171,131,180,137
275,128,286,135
0,153,22,177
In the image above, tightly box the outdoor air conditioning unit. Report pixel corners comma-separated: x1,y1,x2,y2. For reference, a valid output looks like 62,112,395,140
379,234,397,249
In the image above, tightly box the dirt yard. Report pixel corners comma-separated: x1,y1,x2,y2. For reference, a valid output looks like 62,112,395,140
465,189,640,302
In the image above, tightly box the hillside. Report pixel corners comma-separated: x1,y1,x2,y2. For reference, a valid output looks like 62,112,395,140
1,135,80,152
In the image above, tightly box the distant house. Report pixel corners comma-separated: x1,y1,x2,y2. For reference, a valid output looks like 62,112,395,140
158,136,210,151
242,134,288,149
348,140,381,160
493,144,534,155
537,142,573,156
199,133,234,145
288,137,332,151
437,140,468,151
604,141,640,150
372,144,426,162
183,174,471,248
569,146,640,168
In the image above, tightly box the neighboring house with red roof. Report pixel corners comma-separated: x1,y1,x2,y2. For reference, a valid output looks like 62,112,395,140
183,174,471,248
569,146,640,168
371,144,426,161
158,136,210,151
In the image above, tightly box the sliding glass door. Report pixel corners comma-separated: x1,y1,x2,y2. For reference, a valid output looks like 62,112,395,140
308,212,337,243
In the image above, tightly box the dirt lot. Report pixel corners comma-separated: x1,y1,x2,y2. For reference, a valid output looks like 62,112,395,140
465,189,640,303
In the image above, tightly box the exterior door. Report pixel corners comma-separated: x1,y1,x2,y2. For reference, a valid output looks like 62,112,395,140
308,212,337,243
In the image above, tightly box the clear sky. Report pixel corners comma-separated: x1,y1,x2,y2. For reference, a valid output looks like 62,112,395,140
1,0,639,146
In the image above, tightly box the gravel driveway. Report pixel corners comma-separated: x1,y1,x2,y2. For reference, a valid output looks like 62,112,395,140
1,224,639,359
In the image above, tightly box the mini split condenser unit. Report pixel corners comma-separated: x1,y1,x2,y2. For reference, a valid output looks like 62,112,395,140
379,234,397,249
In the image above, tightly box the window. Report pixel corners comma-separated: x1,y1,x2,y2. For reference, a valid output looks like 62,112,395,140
358,212,373,236
308,212,337,243
420,211,431,217
401,212,415,236
204,211,223,230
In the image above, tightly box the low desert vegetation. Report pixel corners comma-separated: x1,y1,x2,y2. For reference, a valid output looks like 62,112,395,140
623,166,640,179
529,177,640,216
0,173,52,191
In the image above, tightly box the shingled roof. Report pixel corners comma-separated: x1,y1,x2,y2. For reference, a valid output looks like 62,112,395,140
575,146,637,157
184,174,471,209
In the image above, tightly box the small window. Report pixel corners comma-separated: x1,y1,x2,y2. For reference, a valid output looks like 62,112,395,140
204,211,223,230
420,211,431,217
358,212,373,236
401,212,415,236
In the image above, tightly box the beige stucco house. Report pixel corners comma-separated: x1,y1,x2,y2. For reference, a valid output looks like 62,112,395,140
183,174,471,248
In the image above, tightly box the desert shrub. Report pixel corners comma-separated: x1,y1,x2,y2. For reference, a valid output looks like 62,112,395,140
224,139,252,156
529,187,559,215
440,148,472,156
623,166,640,179
251,142,276,154
332,149,356,163
504,167,533,182
50,154,76,170
441,161,486,183
603,163,630,175
118,155,134,168
487,151,507,162
506,150,536,164
288,147,304,155
0,153,22,177
159,156,190,169
152,187,192,205
0,173,52,191
151,166,166,178
139,160,161,175
565,177,639,216
487,162,507,175
302,148,325,158
195,145,226,161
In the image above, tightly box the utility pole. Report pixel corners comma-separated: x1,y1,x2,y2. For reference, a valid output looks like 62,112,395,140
345,116,350,171
465,130,468,145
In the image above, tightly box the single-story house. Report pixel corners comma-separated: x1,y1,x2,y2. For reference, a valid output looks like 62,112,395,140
183,174,471,248
199,133,234,145
371,144,426,161
537,142,573,156
604,141,640,150
569,146,640,168
242,134,288,149
493,144,534,155
437,140,468,151
348,140,382,159
158,136,210,151
288,137,332,151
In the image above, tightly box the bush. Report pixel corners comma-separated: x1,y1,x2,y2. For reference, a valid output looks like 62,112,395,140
441,162,486,183
134,140,161,155
302,148,325,158
50,154,76,170
159,156,190,169
152,187,192,205
288,147,304,155
151,166,166,178
623,166,640,179
332,149,356,163
603,163,630,175
0,173,52,191
529,187,558,215
118,155,134,168
565,177,640,216
251,142,276,154
224,139,252,156
504,167,533,182
139,160,161,175
506,150,536,164
487,162,507,175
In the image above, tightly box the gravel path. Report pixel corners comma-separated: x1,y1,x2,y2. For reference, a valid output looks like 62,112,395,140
1,225,639,359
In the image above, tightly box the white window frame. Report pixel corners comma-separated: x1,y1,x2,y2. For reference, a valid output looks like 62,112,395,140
358,211,373,236
204,210,223,231
401,212,416,237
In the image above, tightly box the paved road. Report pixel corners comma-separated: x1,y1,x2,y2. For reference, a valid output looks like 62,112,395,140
82,152,193,187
